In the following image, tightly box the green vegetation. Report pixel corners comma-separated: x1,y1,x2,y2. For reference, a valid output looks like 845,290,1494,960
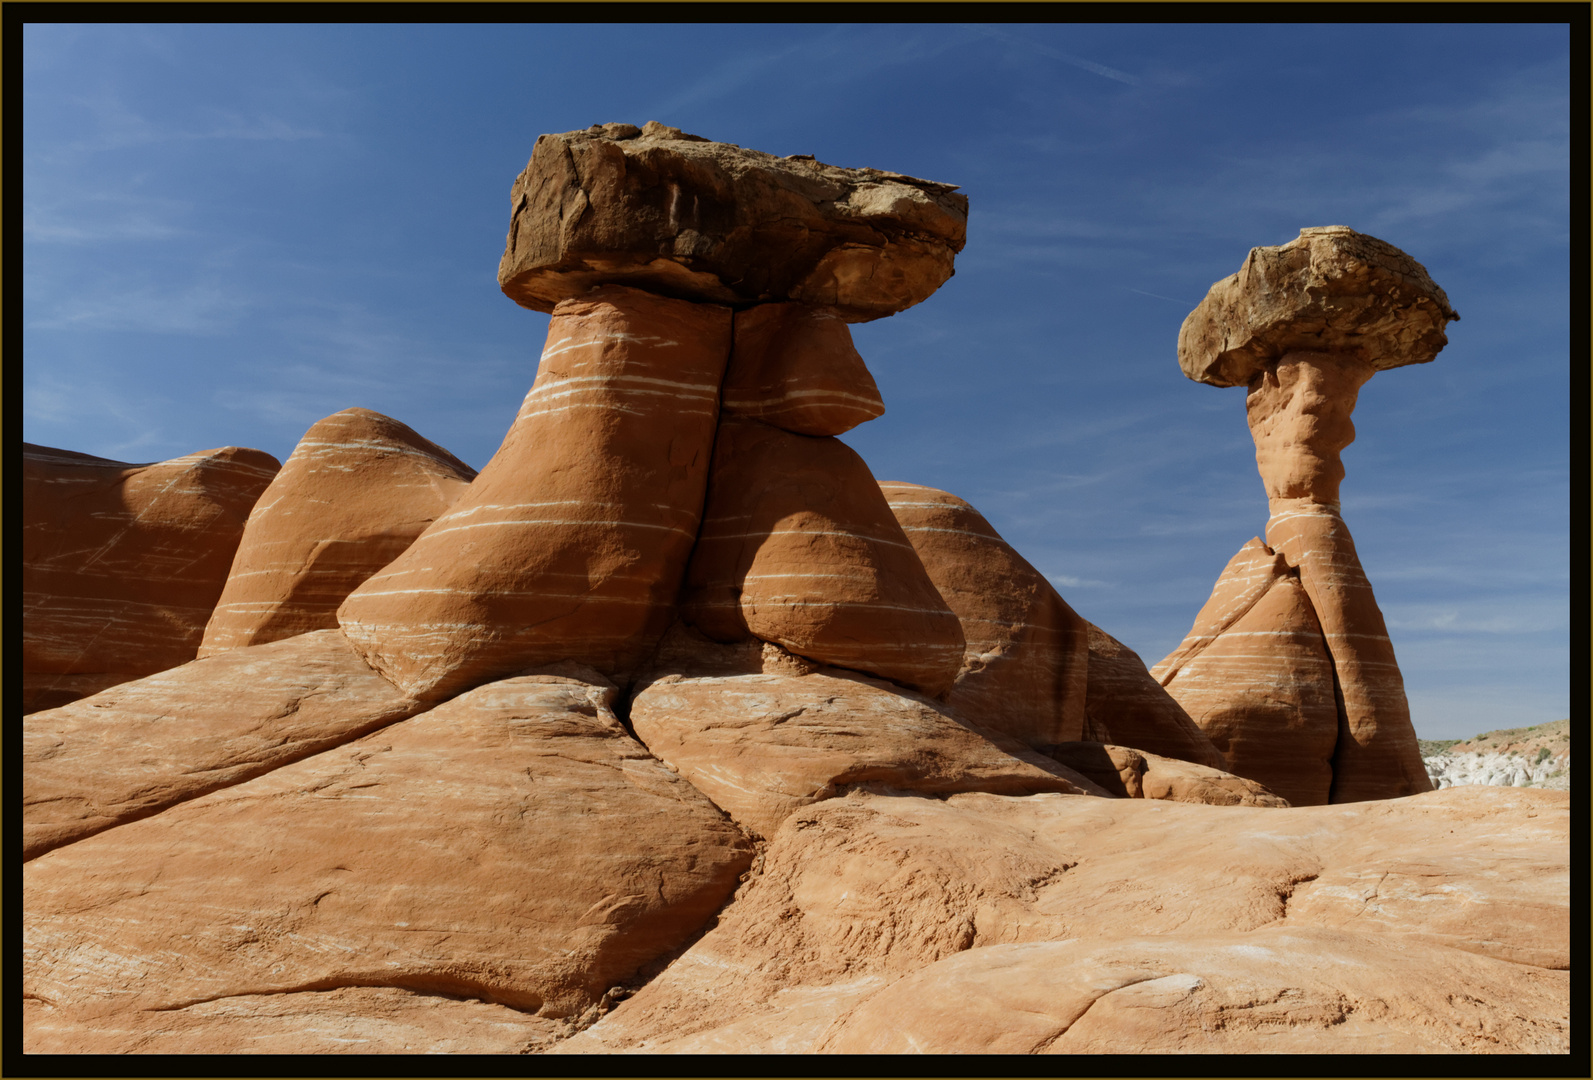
1418,739,1461,756
1536,747,1553,764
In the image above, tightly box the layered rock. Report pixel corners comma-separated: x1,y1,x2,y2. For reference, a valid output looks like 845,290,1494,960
498,121,968,322
1079,623,1227,770
559,785,1569,1054
629,644,1107,839
720,303,884,435
1043,742,1289,807
23,629,424,861
1152,538,1339,806
338,286,731,700
23,671,755,1051
681,419,964,696
1170,227,1457,802
22,443,280,712
199,409,476,657
881,482,1088,747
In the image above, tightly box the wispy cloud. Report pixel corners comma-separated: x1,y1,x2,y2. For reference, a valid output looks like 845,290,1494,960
28,282,250,335
960,24,1140,85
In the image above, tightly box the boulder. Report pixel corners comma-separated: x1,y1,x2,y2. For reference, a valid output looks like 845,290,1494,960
22,671,755,1051
199,408,476,657
680,418,964,696
338,286,731,700
498,121,968,322
720,303,884,436
558,785,1568,1054
882,482,1088,747
1153,539,1340,806
1042,742,1289,807
1080,622,1228,770
22,442,280,712
23,629,425,861
628,641,1109,838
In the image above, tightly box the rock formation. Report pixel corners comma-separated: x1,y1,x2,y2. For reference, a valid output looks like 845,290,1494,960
22,442,280,713
199,408,476,657
25,132,1561,1057
1157,227,1458,803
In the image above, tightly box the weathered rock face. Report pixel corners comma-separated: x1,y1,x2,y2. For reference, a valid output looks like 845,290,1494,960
23,672,755,1052
882,482,1088,747
558,785,1569,1054
1153,539,1340,807
498,121,968,322
720,303,884,436
22,442,281,713
1079,623,1228,770
23,629,424,862
200,409,477,657
338,286,731,700
1178,225,1459,389
629,659,1108,839
1043,742,1289,807
681,418,965,696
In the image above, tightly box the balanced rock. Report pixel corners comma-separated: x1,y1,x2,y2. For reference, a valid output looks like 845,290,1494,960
22,442,280,712
1043,742,1289,807
560,785,1568,1054
680,418,964,695
23,671,754,1050
338,286,731,700
200,408,476,657
629,641,1108,839
1175,228,1454,802
23,629,425,861
1079,623,1227,770
882,482,1088,747
1152,538,1339,806
720,303,884,436
498,121,968,322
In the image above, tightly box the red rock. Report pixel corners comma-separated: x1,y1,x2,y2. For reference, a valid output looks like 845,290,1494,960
23,629,424,861
498,122,968,322
338,286,731,700
882,482,1088,747
199,409,476,657
1079,623,1227,770
720,303,884,436
22,670,754,1050
22,442,280,712
680,418,964,695
1153,539,1339,806
629,650,1109,839
560,785,1568,1054
1043,742,1289,807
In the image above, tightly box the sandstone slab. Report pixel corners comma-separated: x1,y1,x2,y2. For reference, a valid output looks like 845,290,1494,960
23,672,755,1049
22,442,280,712
720,303,884,436
629,659,1108,838
882,482,1088,746
199,408,476,657
23,629,424,862
338,286,731,700
559,785,1567,1053
498,121,967,322
1043,742,1288,807
681,418,964,695
1080,622,1227,770
1178,225,1459,389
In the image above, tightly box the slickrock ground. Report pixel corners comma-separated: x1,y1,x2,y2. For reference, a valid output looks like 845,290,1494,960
22,442,281,712
199,408,476,656
558,785,1568,1055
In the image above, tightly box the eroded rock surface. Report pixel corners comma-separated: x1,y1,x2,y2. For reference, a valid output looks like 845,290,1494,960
720,303,884,435
498,121,968,321
22,442,280,712
1080,623,1228,770
558,785,1568,1054
1042,742,1289,807
23,672,754,1052
200,408,476,657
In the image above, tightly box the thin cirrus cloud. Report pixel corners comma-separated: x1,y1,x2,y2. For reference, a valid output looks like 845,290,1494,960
958,23,1142,86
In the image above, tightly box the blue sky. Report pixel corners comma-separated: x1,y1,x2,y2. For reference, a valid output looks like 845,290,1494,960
23,22,1570,740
